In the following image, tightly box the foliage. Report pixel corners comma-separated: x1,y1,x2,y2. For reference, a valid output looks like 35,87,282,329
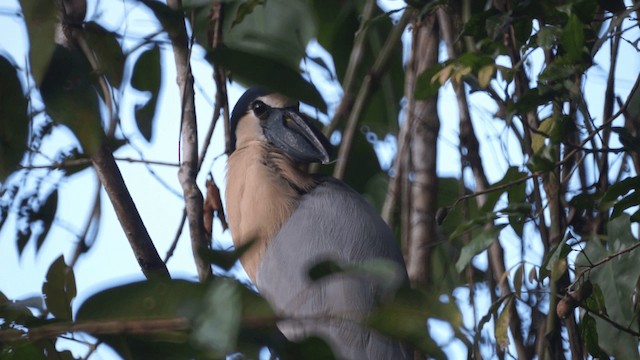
1,0,639,358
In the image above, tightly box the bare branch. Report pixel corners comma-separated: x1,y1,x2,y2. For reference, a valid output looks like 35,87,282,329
166,0,212,282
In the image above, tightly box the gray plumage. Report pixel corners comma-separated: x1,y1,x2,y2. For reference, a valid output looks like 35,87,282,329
257,178,410,359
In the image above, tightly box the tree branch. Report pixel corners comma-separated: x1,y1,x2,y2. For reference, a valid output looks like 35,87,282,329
166,0,212,282
333,8,414,180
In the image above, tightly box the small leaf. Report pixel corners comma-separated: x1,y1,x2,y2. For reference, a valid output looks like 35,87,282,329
513,264,523,298
455,224,506,272
131,46,161,142
42,255,76,320
495,297,512,350
477,64,494,88
561,14,585,63
33,189,58,252
231,0,265,27
581,313,609,358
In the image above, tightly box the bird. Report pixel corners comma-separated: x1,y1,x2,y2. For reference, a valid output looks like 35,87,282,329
226,87,410,359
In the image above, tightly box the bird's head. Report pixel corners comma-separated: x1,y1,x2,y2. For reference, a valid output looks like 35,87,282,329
229,87,331,164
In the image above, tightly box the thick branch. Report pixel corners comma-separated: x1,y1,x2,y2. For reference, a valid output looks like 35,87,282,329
91,144,170,279
403,13,439,287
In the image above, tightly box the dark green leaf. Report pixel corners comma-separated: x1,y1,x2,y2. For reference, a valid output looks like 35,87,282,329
561,15,585,63
575,215,640,358
84,22,125,88
455,224,506,272
209,46,326,112
33,189,58,252
0,341,47,360
131,46,161,142
580,313,609,358
42,255,76,321
367,287,460,359
21,0,58,86
584,283,607,316
40,46,103,155
612,127,640,153
223,0,315,71
192,280,241,355
231,0,265,27
415,64,444,99
0,56,29,180
600,176,640,207
480,166,527,214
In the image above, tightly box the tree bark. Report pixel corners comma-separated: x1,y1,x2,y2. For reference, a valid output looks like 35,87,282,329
166,0,213,282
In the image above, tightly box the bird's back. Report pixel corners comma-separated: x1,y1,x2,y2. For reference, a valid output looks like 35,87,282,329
257,178,410,359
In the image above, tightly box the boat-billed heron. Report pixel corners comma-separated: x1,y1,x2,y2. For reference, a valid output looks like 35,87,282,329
226,87,410,359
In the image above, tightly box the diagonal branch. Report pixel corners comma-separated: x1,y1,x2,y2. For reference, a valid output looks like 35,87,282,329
57,0,170,280
333,8,414,180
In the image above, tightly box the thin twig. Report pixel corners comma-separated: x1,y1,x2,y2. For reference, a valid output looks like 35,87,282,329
18,157,180,170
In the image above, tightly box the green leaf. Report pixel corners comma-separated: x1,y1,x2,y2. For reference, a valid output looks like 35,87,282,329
40,46,103,155
415,64,444,99
231,0,265,27
584,283,607,316
209,46,326,112
477,294,510,334
192,280,241,355
33,189,58,252
77,279,206,359
223,0,315,71
495,297,511,350
0,55,29,180
42,255,76,321
131,46,162,142
561,15,585,63
367,287,460,359
580,313,609,358
84,22,125,88
480,166,527,215
455,224,506,272
21,0,58,86
0,341,47,360
575,214,640,359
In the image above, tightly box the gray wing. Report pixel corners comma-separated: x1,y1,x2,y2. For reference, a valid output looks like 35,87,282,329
256,178,410,360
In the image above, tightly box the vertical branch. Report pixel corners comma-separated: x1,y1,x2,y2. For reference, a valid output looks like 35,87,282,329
438,7,528,358
166,0,212,282
402,13,439,287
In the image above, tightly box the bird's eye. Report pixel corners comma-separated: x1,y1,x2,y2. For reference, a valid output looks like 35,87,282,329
252,101,270,118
